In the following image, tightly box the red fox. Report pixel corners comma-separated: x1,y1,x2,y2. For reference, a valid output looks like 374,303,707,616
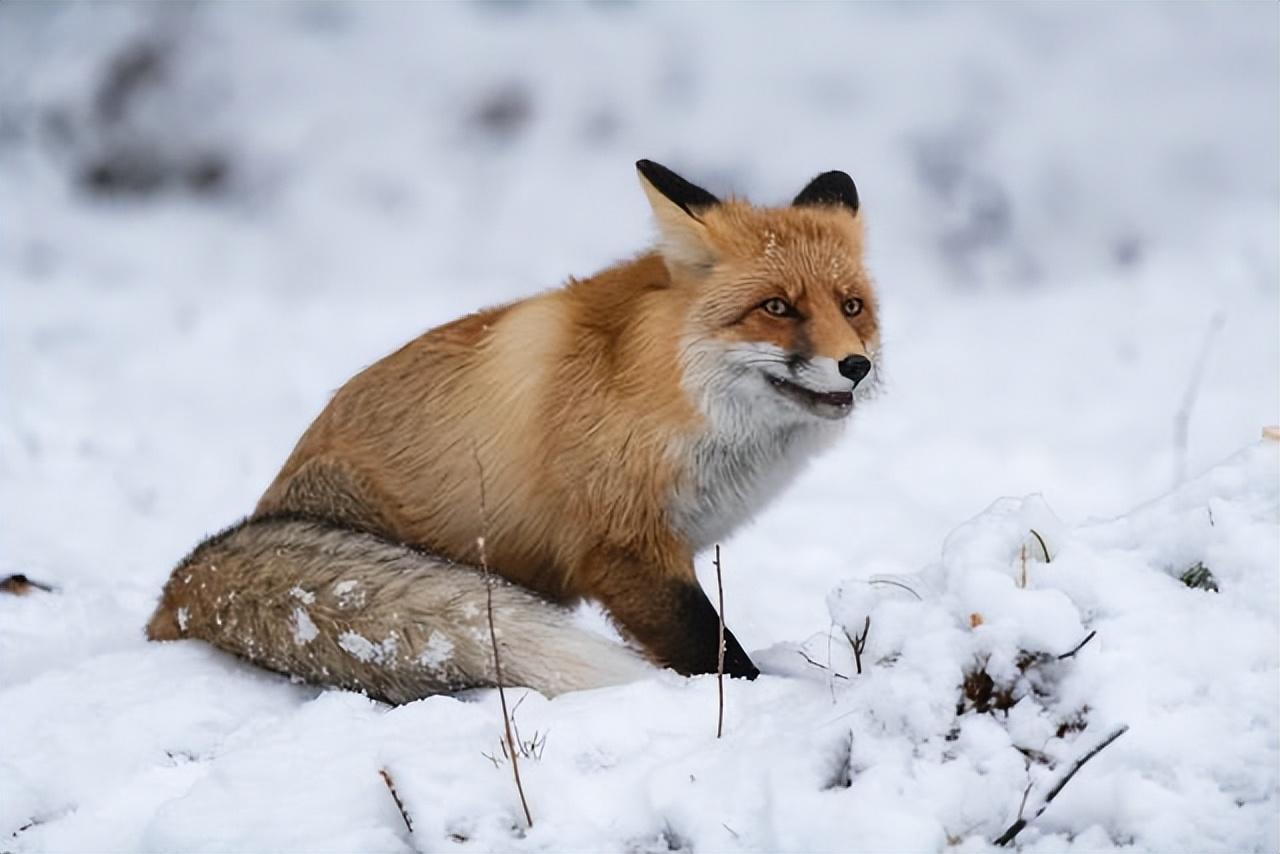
146,161,881,704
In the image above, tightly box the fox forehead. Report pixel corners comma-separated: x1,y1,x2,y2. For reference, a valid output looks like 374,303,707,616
688,203,876,336
701,201,865,266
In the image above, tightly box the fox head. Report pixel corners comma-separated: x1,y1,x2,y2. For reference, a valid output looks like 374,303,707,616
637,160,881,425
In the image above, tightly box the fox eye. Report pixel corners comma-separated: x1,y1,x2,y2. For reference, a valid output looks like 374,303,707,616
842,297,864,317
761,297,796,318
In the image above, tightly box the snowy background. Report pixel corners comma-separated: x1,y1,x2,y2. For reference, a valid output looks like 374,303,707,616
1,3,1277,851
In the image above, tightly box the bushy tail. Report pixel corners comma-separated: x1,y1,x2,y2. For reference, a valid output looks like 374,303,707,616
146,515,653,704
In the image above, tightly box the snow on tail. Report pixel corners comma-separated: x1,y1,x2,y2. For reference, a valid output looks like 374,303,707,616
146,515,654,703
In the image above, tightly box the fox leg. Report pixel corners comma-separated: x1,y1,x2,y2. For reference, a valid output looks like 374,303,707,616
588,549,758,680
255,456,405,537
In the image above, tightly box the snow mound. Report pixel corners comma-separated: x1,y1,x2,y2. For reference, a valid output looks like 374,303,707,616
3,441,1275,852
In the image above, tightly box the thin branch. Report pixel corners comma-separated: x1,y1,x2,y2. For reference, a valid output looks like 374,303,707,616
715,544,725,739
842,616,870,675
994,724,1129,846
798,649,849,680
379,768,414,834
472,445,533,829
1057,630,1097,661
1041,725,1128,804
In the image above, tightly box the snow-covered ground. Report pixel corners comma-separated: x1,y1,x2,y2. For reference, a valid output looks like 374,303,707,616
1,3,1277,851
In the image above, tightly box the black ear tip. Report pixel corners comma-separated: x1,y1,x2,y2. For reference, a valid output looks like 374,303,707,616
820,170,854,189
635,159,720,215
793,170,859,214
636,159,664,180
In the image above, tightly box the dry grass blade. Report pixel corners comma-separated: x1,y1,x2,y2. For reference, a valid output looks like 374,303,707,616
1029,529,1051,562
868,577,922,600
715,544,725,739
379,768,413,834
472,444,534,829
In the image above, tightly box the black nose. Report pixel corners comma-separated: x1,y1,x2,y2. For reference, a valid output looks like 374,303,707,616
838,355,872,386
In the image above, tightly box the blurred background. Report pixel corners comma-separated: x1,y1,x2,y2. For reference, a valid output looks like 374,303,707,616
1,2,1276,653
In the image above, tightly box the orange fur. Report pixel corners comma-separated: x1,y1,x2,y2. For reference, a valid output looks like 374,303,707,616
156,162,880,686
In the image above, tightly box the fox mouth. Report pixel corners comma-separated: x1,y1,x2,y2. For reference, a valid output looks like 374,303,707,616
765,374,854,419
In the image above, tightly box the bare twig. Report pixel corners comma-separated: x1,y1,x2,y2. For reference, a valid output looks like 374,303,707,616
715,544,725,739
1018,544,1028,589
472,445,533,829
1173,312,1226,486
842,616,870,675
1057,630,1097,661
798,649,849,680
507,716,549,762
994,724,1129,846
379,768,414,834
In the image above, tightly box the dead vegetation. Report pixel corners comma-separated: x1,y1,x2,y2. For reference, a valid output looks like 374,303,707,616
0,574,56,596
473,445,534,829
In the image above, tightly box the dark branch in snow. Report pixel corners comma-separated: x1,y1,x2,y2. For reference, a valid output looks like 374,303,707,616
0,574,57,595
995,724,1129,846
1057,630,1097,661
843,616,871,675
798,649,849,680
379,768,413,834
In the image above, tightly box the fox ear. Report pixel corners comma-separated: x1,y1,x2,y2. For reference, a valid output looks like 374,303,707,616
636,159,720,272
792,171,859,216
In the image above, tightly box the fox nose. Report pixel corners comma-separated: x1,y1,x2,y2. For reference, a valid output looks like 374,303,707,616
837,355,872,386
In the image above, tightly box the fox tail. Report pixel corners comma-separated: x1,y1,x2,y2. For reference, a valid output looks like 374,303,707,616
146,515,653,704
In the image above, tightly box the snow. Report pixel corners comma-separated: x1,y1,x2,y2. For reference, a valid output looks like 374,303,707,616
291,607,318,647
338,631,398,666
418,631,456,671
1,3,1277,851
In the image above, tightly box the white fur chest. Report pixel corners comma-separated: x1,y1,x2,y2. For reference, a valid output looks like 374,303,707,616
668,410,841,553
